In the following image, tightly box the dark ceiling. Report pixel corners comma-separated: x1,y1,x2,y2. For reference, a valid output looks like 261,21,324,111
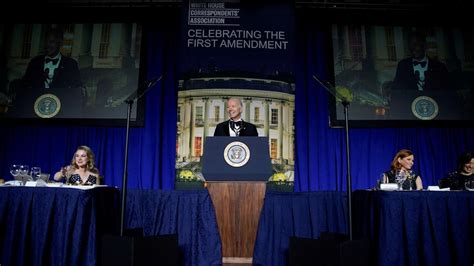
2,0,473,23
39,0,474,11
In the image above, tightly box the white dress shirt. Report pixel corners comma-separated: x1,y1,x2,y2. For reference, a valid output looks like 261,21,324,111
43,53,62,88
412,56,428,91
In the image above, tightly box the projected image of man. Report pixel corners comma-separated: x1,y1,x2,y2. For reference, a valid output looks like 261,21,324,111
392,32,449,91
22,28,82,90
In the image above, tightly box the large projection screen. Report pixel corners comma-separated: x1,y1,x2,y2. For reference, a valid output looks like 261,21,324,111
0,23,145,125
330,24,474,127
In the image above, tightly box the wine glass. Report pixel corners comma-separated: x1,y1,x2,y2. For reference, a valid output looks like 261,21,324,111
10,164,20,179
377,173,386,190
406,170,415,190
395,170,406,190
30,167,41,181
19,165,29,175
18,165,30,182
465,180,474,191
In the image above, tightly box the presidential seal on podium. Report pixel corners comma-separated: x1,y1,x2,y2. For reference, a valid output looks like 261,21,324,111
224,141,251,167
34,94,61,118
411,96,439,120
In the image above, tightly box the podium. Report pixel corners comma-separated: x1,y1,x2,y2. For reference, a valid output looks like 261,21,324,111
389,90,464,120
203,137,272,264
202,136,272,181
6,85,84,118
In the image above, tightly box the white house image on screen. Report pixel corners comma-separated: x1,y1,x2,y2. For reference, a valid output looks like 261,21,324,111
176,76,295,177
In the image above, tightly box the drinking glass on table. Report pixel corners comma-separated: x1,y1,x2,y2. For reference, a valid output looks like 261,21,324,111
406,170,415,190
395,170,406,191
18,165,30,182
30,167,41,181
465,179,474,190
377,173,385,190
10,164,20,179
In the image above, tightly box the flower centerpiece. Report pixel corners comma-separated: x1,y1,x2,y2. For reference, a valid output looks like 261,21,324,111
272,172,287,183
178,169,196,182
267,172,294,192
175,169,205,190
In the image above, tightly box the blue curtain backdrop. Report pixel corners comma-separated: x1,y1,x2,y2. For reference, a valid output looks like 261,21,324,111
0,22,178,190
1,20,473,191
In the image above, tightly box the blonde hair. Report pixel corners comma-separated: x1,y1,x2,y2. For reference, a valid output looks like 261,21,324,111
70,145,99,174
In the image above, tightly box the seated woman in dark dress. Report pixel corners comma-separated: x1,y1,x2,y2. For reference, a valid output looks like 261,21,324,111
381,149,423,190
53,145,100,185
439,151,474,190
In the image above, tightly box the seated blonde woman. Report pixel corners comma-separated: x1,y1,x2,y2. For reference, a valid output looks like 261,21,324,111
54,145,100,185
381,149,423,190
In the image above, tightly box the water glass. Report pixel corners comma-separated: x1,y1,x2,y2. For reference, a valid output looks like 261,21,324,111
10,164,20,178
30,167,41,181
395,170,406,190
377,173,385,190
465,180,474,190
19,165,29,176
397,181,403,191
409,178,414,190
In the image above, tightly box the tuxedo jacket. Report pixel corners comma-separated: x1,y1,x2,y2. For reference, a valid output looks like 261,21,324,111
213,120,258,136
392,57,449,91
22,54,82,89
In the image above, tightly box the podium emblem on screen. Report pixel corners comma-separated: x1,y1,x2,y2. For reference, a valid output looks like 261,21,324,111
34,93,61,118
411,96,439,120
224,141,250,167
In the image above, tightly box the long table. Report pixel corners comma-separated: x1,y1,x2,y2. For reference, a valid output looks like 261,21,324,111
125,189,222,266
353,190,474,266
252,191,348,266
0,187,222,266
0,186,119,266
253,190,474,266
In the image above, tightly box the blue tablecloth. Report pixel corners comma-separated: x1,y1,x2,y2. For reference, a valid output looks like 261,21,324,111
0,187,222,266
125,189,222,266
353,190,474,266
252,191,348,266
0,186,119,266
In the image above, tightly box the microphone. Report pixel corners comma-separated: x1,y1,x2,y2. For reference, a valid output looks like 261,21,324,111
313,74,333,89
146,76,162,88
313,74,351,104
124,75,162,103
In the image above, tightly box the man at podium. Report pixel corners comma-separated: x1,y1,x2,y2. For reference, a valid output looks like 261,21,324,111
214,98,258,137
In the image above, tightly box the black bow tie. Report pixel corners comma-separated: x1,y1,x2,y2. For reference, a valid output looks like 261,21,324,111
45,58,59,65
413,60,426,68
230,120,242,129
